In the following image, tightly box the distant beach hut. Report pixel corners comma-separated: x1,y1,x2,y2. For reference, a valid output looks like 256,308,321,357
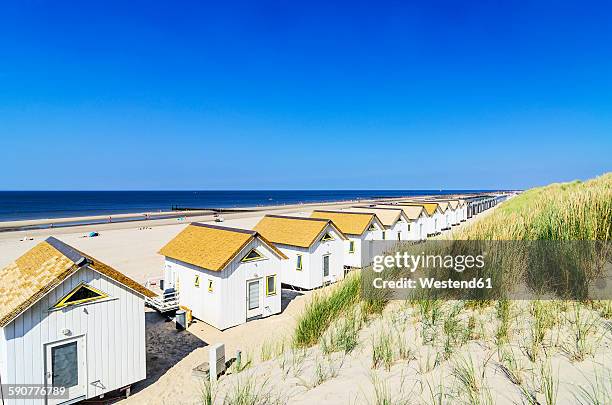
253,215,347,289
435,201,452,230
446,199,466,225
310,210,386,269
419,199,464,226
371,204,429,240
0,237,155,404
158,223,287,330
343,207,412,241
394,202,445,236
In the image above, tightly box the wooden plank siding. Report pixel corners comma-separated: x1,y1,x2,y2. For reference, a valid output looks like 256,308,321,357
0,266,146,404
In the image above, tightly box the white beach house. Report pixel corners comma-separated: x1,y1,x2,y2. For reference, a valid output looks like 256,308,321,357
373,204,429,240
310,210,386,269
435,201,452,230
395,202,444,236
253,215,347,290
344,207,412,241
0,237,155,405
159,223,287,330
458,199,468,222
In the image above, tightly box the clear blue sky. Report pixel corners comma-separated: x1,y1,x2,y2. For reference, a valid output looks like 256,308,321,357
1,1,610,190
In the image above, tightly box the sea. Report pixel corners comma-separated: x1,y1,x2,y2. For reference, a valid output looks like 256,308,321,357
0,190,495,222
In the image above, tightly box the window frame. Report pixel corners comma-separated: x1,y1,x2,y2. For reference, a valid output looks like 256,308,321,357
348,240,355,253
241,248,265,262
296,254,303,271
195,275,200,287
52,282,108,309
266,275,277,296
321,232,335,242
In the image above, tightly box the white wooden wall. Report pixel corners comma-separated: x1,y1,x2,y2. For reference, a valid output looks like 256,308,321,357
167,238,283,330
0,266,146,405
275,225,344,290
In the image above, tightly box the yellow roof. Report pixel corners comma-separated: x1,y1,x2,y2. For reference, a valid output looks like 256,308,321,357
310,210,379,236
445,200,459,210
344,207,404,227
373,204,424,220
436,201,449,212
0,237,155,327
254,215,346,248
159,223,286,271
396,202,439,216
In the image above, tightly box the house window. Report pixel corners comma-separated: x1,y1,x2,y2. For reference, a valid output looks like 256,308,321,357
242,248,264,262
195,275,200,287
53,283,108,309
208,280,213,293
296,254,303,270
368,224,377,231
407,224,411,232
349,241,355,253
382,231,386,240
266,275,276,296
397,232,401,240
323,255,330,277
321,232,334,242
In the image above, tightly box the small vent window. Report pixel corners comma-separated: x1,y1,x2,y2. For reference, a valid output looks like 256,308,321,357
242,248,264,262
368,224,377,231
321,232,334,242
53,283,108,309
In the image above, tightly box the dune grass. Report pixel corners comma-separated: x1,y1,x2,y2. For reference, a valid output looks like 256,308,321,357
293,272,361,348
292,173,612,348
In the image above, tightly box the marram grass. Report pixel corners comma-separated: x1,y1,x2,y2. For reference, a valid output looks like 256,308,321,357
292,173,612,348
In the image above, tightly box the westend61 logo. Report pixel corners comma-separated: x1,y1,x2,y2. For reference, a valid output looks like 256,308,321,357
363,240,612,300
372,252,486,273
369,251,492,291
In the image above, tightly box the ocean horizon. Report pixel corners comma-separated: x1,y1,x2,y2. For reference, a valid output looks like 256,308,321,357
0,190,503,222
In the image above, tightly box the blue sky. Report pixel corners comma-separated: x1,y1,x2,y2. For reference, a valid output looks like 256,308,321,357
1,1,610,190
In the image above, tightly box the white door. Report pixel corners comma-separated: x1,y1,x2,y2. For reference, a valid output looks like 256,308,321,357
45,336,87,404
246,279,262,319
323,255,330,280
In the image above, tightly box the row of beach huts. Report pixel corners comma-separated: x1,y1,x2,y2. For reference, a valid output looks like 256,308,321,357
0,193,507,404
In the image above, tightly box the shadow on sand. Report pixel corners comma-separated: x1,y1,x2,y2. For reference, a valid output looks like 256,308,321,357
281,288,304,312
133,310,208,393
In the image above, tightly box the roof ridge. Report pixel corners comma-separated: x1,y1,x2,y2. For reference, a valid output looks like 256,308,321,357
264,214,330,222
191,222,257,235
351,206,403,212
312,209,373,216
45,236,88,264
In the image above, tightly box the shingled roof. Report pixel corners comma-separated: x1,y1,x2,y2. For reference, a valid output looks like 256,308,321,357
372,204,425,220
310,210,383,236
253,215,346,248
343,207,405,228
395,202,440,216
0,237,156,328
159,223,287,271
